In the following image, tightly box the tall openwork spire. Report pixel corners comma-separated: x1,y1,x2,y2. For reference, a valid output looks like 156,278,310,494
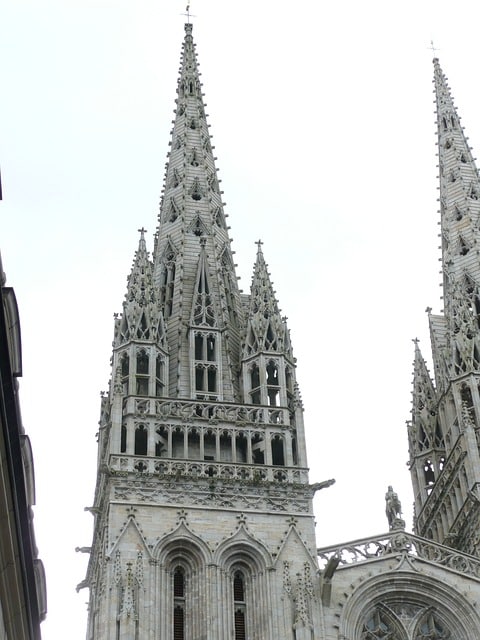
408,59,480,554
153,23,242,399
434,58,480,320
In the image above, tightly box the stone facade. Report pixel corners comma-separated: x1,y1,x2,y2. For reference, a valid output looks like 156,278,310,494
82,25,480,640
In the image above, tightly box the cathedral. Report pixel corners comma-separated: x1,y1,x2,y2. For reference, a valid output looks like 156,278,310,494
80,23,480,639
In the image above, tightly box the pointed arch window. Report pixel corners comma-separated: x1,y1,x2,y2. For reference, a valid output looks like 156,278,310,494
250,364,261,405
271,435,285,466
173,567,185,640
362,608,399,639
120,423,127,453
159,249,176,319
120,353,130,394
266,360,280,407
414,611,450,639
233,571,246,640
134,424,148,456
156,355,165,397
424,458,435,490
136,350,149,396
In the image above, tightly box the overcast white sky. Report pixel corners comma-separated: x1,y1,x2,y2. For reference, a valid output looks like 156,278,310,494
2,0,480,637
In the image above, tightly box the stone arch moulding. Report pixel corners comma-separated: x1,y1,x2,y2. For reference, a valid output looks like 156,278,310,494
338,571,480,639
154,520,211,567
213,525,272,571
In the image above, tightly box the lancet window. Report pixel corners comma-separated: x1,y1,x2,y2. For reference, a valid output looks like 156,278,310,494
271,435,285,466
159,248,176,319
120,353,129,394
121,423,127,453
173,567,185,640
136,350,149,396
266,360,280,406
193,330,219,400
233,571,246,640
134,424,148,456
250,364,261,405
156,356,165,397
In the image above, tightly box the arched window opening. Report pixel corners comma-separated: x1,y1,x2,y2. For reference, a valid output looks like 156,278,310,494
266,360,280,406
204,431,216,461
173,567,185,640
362,608,395,640
250,363,260,398
120,423,127,453
266,361,278,385
136,351,149,396
442,116,448,131
121,353,130,394
424,458,435,487
160,252,176,319
137,351,149,374
206,335,215,361
156,356,165,397
451,115,456,128
236,433,247,463
271,436,285,466
207,366,217,393
155,427,167,457
195,334,204,360
134,425,148,456
460,383,475,425
252,434,264,464
233,571,246,640
415,611,450,639
195,365,205,392
189,429,200,459
219,432,231,461
172,428,184,458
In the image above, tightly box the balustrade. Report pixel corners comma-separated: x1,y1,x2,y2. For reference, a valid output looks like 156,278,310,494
109,455,308,484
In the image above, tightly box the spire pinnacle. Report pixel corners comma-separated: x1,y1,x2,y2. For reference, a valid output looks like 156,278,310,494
434,59,480,338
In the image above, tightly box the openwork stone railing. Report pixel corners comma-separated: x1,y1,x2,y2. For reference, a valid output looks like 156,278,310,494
122,396,291,427
317,531,480,580
109,455,309,484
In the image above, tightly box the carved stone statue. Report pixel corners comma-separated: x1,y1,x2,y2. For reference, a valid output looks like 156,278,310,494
385,486,404,530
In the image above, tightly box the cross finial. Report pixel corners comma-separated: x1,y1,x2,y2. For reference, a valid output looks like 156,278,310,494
182,3,196,24
429,40,439,57
138,227,147,236
412,337,419,345
255,239,263,249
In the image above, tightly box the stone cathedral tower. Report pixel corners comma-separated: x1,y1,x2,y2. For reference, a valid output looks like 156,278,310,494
408,59,480,557
83,23,327,640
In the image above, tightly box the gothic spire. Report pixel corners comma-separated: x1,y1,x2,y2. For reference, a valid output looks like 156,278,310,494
409,340,441,458
434,58,480,306
114,228,165,347
153,24,242,399
430,58,480,382
243,242,292,359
